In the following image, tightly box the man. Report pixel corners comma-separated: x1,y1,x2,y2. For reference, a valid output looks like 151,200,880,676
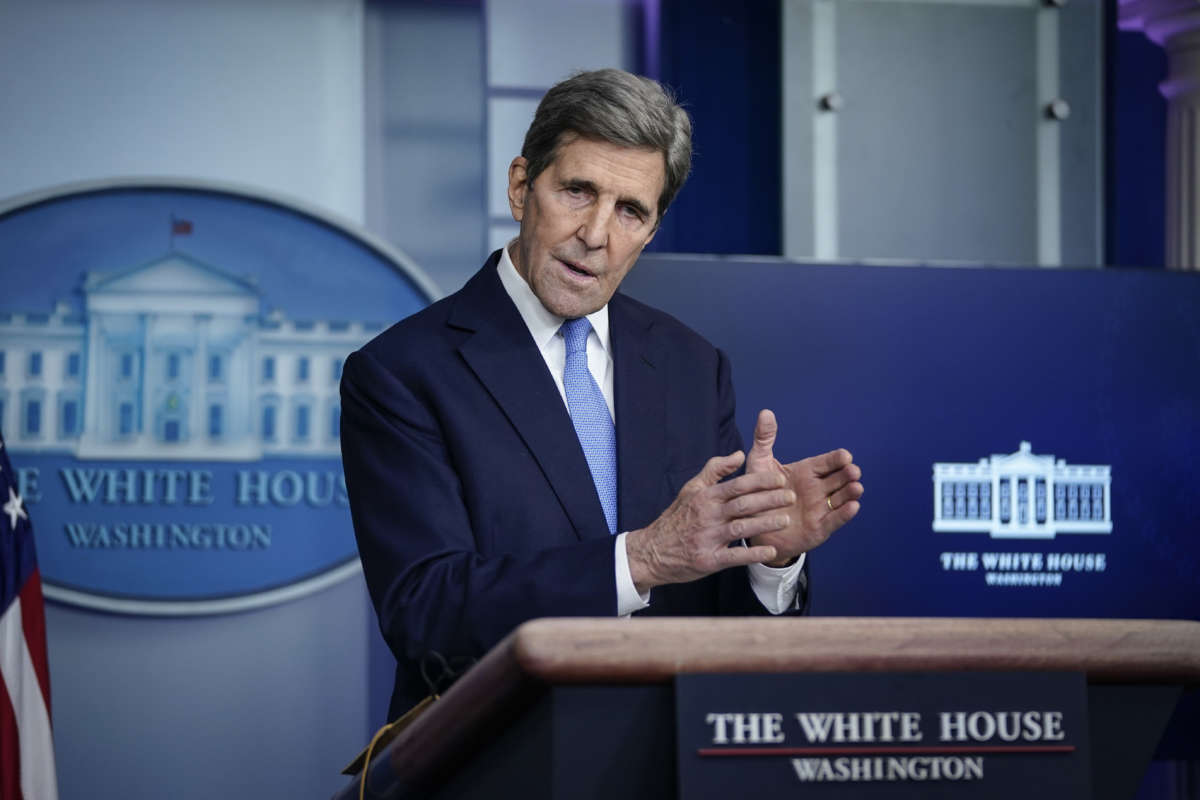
341,69,863,721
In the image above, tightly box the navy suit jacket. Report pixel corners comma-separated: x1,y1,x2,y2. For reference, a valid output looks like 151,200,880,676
341,252,808,719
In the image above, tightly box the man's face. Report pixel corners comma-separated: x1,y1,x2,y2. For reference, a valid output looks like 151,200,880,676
507,135,665,319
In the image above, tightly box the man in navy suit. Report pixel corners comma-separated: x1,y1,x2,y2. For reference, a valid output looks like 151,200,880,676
341,69,864,721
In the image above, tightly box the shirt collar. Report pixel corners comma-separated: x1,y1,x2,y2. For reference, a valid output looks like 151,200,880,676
498,241,611,354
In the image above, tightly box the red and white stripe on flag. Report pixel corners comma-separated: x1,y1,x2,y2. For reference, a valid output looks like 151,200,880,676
0,433,58,800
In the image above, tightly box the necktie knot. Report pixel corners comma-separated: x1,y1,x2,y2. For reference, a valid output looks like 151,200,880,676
561,317,591,356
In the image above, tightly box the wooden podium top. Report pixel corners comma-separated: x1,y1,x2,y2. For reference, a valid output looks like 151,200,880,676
504,617,1200,685
350,618,1200,799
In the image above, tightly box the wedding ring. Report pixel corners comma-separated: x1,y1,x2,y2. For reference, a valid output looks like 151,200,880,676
826,496,834,511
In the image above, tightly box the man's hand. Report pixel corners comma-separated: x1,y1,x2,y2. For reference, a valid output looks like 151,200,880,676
625,451,796,594
744,409,863,565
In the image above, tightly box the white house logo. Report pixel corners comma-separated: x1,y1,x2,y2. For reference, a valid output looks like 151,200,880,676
0,182,435,614
932,442,1112,539
3,252,368,462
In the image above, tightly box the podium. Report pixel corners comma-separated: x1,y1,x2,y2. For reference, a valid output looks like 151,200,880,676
334,618,1200,800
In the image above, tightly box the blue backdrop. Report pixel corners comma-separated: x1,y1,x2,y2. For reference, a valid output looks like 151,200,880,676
624,255,1199,620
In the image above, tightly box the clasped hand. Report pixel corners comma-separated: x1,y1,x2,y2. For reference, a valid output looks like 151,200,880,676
626,409,863,593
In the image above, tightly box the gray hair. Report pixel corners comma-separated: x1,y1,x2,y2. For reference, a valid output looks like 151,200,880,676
520,68,692,221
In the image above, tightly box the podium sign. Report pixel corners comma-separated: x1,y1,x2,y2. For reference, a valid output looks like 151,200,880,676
676,672,1090,799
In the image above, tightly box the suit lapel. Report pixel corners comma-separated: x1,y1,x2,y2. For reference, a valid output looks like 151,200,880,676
451,256,612,541
610,294,667,532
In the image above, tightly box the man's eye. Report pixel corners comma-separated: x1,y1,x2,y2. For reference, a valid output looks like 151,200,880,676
619,205,644,222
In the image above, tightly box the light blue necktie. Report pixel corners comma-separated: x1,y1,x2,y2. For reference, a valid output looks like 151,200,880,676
560,317,617,534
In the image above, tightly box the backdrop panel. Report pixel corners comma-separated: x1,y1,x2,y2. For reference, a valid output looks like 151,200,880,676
623,255,1199,624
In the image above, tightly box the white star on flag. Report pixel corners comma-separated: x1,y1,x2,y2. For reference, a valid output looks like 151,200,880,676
4,485,27,529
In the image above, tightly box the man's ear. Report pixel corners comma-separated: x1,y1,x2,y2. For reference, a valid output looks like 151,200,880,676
507,157,529,222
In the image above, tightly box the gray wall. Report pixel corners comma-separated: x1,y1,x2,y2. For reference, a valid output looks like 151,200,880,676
48,580,371,798
364,1,485,297
0,0,366,224
782,0,1101,266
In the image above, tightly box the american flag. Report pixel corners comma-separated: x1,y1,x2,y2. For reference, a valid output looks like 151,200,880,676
0,432,58,799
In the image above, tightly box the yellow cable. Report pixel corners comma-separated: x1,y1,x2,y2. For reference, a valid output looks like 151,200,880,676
358,694,438,800
358,719,395,800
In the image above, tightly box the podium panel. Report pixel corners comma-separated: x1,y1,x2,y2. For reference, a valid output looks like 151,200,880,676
333,618,1200,800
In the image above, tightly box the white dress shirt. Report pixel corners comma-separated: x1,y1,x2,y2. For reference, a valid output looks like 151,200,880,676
497,244,804,615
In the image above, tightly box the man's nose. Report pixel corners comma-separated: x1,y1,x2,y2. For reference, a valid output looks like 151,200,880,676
576,204,611,249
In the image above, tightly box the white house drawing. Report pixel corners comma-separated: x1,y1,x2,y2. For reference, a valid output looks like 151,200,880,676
932,441,1112,539
0,252,381,460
